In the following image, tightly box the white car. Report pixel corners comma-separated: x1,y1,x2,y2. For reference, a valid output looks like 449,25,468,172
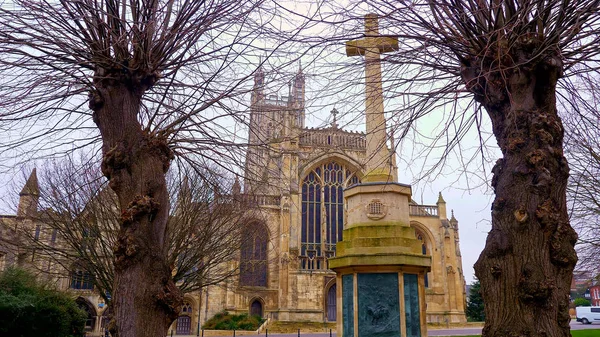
575,306,600,324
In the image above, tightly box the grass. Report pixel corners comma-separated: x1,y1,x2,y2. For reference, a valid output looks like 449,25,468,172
572,329,600,337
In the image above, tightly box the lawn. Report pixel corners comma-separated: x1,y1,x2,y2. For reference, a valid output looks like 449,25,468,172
571,330,600,337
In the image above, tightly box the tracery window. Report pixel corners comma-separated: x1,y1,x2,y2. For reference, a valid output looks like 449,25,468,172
301,161,360,270
181,302,192,314
70,269,94,290
240,223,268,286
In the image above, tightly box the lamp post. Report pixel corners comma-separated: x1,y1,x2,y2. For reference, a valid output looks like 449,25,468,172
197,287,202,336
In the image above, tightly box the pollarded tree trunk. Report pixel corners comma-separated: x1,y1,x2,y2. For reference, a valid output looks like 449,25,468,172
465,45,578,337
89,72,182,337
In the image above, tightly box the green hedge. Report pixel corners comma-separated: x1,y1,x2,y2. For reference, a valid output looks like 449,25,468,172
202,311,265,330
0,267,87,337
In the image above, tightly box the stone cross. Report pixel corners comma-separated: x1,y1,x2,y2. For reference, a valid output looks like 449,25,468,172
346,14,398,182
331,108,339,128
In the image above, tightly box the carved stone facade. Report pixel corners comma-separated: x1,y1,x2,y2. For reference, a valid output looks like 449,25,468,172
198,67,467,326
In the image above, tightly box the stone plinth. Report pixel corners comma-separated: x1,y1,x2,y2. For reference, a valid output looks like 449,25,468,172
329,182,431,337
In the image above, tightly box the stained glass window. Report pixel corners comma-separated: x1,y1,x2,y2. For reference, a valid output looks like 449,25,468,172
240,223,268,286
301,161,360,270
71,269,94,290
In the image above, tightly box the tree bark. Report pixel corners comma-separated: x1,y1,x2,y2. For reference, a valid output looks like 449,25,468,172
465,47,578,337
90,73,182,337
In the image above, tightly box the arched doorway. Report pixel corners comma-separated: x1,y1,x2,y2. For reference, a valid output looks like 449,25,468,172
76,297,96,331
326,283,337,321
250,299,263,317
176,316,191,335
176,301,193,335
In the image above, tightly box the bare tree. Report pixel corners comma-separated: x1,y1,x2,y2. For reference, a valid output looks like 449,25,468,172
20,158,259,299
0,1,302,336
304,0,600,335
563,86,600,278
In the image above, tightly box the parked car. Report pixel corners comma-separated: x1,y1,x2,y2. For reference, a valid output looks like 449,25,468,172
575,306,600,324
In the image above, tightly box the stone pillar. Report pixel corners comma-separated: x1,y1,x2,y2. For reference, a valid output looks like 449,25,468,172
331,13,431,337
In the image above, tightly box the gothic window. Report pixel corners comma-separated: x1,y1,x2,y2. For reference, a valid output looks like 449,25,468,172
50,229,58,246
181,302,192,314
415,230,430,288
70,269,94,290
301,161,360,270
240,223,268,287
34,225,41,240
326,283,337,321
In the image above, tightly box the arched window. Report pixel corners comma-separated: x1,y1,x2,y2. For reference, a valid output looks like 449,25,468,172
71,269,94,290
326,283,337,321
76,297,96,331
414,229,430,288
240,223,268,287
181,302,192,314
301,161,360,270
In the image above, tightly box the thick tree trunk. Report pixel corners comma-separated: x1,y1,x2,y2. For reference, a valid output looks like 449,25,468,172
465,51,578,337
90,78,182,337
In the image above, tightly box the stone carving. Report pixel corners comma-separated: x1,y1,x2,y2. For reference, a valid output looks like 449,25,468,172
366,199,387,220
357,273,400,337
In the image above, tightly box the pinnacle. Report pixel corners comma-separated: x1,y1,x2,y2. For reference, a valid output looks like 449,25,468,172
19,168,39,196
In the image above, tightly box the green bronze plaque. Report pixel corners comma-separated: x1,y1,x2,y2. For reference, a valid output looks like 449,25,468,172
404,273,421,337
357,273,400,337
342,274,354,337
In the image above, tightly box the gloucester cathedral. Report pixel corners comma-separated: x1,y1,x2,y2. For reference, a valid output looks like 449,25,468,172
197,65,467,328
0,63,467,335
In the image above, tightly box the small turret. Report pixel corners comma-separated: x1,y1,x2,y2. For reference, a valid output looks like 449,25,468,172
251,63,265,106
292,62,305,128
17,169,39,217
232,177,241,196
450,209,458,228
436,191,447,219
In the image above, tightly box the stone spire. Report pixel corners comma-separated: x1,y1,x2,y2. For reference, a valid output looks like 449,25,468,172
346,14,398,182
17,168,39,217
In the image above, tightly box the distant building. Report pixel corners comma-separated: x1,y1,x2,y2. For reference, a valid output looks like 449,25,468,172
590,284,600,306
0,169,106,334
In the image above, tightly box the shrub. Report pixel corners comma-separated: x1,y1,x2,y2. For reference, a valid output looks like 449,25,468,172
0,267,87,337
202,311,265,330
574,297,592,307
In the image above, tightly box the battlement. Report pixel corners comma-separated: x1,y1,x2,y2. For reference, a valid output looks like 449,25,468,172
263,94,290,107
299,127,366,150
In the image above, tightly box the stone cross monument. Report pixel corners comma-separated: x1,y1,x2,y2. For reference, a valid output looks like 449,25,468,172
329,14,431,337
346,13,398,182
